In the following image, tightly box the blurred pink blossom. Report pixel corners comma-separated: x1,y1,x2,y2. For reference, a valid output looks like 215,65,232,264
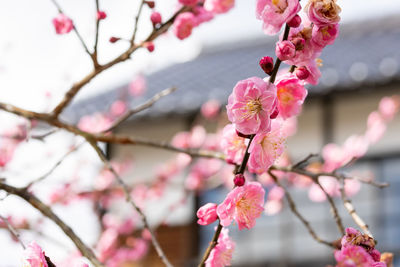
201,99,221,119
129,75,147,97
52,14,73,34
205,228,235,267
204,0,235,14
173,12,196,40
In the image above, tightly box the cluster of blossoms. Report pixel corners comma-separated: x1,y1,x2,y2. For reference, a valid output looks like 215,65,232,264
334,228,392,267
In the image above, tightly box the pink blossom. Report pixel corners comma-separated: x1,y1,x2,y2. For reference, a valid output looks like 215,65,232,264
179,0,199,6
52,14,73,34
276,41,296,61
344,179,361,198
264,199,283,215
220,124,247,165
22,242,48,267
226,77,277,135
96,228,119,262
107,239,149,267
366,111,386,144
193,6,215,25
295,66,310,80
334,245,375,267
217,182,265,230
322,143,347,172
173,12,196,40
275,74,308,119
306,0,341,26
256,0,301,35
205,228,235,267
248,121,285,174
129,74,147,97
379,96,399,121
341,227,376,252
197,203,218,225
110,100,127,117
77,112,113,133
301,59,322,85
343,135,369,160
285,26,321,66
204,0,235,14
57,252,88,267
312,23,339,48
201,99,221,119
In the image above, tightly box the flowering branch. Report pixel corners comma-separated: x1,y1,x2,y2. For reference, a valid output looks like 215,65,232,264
0,214,26,249
0,182,105,267
87,140,174,267
104,87,177,132
198,223,223,267
268,170,337,248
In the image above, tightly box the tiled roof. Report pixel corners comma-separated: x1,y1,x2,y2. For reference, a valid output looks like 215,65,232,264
63,15,400,123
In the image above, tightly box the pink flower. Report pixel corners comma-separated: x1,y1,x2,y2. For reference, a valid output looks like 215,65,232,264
248,121,285,174
312,23,339,48
226,77,277,135
256,0,301,35
97,11,107,20
193,6,215,25
301,59,322,85
201,99,220,119
129,74,147,97
322,143,347,172
217,182,265,230
275,74,308,119
204,0,235,14
52,14,73,34
220,124,247,165
334,245,375,267
379,96,399,121
22,242,48,267
110,100,127,117
276,41,296,61
306,0,341,26
96,228,119,262
179,0,199,6
173,12,196,40
341,227,376,252
78,112,113,133
366,111,386,144
205,228,235,267
197,203,218,225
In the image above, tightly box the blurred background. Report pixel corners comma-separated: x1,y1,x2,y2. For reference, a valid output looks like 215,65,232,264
0,0,400,266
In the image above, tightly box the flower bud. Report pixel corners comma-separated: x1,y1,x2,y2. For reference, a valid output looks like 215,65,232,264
287,14,301,28
109,37,120,43
144,42,155,52
197,203,218,225
233,174,245,187
270,107,279,119
145,1,155,8
275,41,296,61
295,66,310,80
97,11,107,20
150,12,162,27
259,56,274,75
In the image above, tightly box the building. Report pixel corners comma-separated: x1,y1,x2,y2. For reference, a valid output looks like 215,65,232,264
64,15,400,266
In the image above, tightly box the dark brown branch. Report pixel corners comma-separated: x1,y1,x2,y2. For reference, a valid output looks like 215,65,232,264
198,223,223,267
0,182,105,267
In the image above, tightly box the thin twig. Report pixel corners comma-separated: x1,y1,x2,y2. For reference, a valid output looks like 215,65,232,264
268,170,335,248
50,0,93,58
198,223,223,267
338,177,373,237
0,182,105,267
292,153,318,169
0,214,26,249
93,0,101,67
87,140,173,267
315,178,345,235
131,0,146,44
25,142,84,189
105,87,177,132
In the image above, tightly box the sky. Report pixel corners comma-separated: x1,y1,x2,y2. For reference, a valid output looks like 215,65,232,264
0,0,400,111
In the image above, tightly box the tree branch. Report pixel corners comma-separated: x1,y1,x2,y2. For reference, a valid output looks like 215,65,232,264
0,182,105,267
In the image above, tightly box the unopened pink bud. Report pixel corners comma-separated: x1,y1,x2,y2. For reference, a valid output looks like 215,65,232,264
287,14,301,28
97,11,107,20
259,56,274,75
197,203,218,225
109,37,120,43
145,1,155,8
144,42,155,52
150,12,162,27
295,66,310,80
270,107,279,119
234,174,245,187
276,41,296,61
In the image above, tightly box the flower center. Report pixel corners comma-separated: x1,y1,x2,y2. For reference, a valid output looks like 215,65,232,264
245,98,263,115
278,87,294,105
272,0,288,14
